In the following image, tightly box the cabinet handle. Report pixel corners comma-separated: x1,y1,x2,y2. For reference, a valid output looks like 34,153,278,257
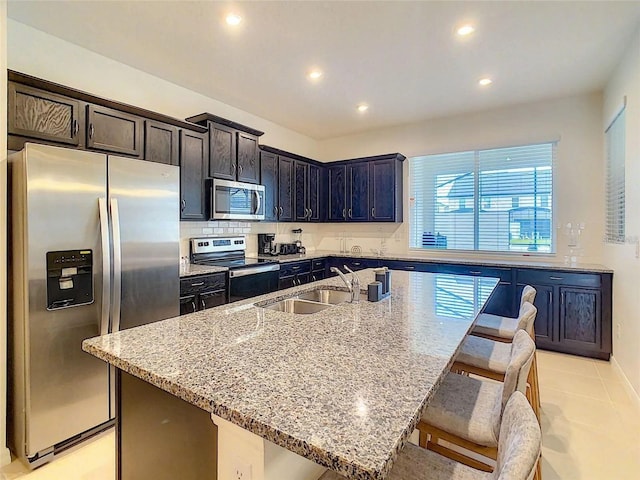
201,299,206,310
293,266,300,270
273,206,278,215
72,119,79,137
353,262,361,266
342,208,346,219
348,208,353,218
469,270,482,275
191,282,204,286
279,206,283,217
371,207,375,218
232,163,236,171
181,199,186,211
238,164,243,174
312,275,316,282
89,123,95,139
549,276,563,280
191,301,197,312
405,266,415,270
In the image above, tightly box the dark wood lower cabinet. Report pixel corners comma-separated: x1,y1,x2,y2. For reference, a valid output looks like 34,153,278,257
559,287,602,354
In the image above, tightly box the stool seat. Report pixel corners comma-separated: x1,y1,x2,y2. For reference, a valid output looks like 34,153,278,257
422,372,502,447
319,442,491,480
457,335,511,374
472,313,520,339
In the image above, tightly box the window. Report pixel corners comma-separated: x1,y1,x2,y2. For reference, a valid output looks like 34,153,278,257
410,142,556,253
605,108,625,243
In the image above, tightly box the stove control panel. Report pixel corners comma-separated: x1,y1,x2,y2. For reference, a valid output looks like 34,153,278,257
191,236,246,255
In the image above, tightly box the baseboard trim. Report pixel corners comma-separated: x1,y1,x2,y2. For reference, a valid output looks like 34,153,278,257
0,446,11,467
610,355,640,408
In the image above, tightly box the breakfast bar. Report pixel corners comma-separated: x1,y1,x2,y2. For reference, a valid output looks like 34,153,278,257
83,270,499,480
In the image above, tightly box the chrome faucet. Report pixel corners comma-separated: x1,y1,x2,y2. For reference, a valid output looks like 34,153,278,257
330,265,361,303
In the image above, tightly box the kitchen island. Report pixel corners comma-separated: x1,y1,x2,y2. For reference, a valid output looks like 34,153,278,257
83,269,499,480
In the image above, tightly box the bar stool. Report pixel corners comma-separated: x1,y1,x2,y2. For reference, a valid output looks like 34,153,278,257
319,391,541,480
470,286,541,419
416,330,535,472
454,302,541,421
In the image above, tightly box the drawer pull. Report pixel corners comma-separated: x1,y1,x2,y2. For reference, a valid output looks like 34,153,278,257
292,266,300,270
549,276,563,280
469,270,482,275
405,266,415,270
191,282,204,287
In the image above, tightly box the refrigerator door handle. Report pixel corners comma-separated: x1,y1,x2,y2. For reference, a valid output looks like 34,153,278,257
98,197,111,335
110,198,123,332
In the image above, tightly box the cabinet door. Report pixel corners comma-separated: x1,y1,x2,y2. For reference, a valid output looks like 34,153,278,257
87,104,142,157
296,273,311,286
369,159,396,221
209,122,236,180
311,270,326,282
347,163,369,221
260,151,279,221
179,295,197,315
328,165,347,221
237,132,259,184
522,284,556,349
559,287,601,354
8,82,82,146
200,290,227,310
279,276,295,290
179,130,208,220
278,157,295,222
294,161,309,222
144,120,178,165
308,164,321,222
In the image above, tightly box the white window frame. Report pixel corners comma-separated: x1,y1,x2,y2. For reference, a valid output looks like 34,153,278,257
409,142,557,255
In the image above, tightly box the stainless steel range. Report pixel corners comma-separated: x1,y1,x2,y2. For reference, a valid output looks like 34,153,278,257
190,236,280,302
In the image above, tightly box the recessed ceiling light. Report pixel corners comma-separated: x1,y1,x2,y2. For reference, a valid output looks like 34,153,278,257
226,13,242,26
478,77,493,86
357,104,369,113
457,24,475,36
308,70,323,80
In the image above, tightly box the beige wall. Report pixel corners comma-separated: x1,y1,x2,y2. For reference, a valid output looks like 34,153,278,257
603,25,640,397
1,0,11,468
7,20,320,159
317,93,606,264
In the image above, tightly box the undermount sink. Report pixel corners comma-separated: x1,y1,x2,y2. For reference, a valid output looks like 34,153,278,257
262,298,333,314
296,289,352,305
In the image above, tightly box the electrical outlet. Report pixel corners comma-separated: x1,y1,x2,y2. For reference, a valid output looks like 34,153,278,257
234,460,251,480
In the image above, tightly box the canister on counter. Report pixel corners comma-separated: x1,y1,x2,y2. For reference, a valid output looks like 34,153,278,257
368,281,382,302
375,267,391,295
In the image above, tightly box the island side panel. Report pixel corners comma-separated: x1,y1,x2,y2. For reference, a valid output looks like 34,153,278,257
117,370,217,480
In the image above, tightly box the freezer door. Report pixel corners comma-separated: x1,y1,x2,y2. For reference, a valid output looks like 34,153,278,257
108,156,180,331
15,144,111,457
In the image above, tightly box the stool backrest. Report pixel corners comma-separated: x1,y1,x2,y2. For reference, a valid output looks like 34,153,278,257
519,285,537,309
517,301,537,337
491,330,536,438
494,391,541,480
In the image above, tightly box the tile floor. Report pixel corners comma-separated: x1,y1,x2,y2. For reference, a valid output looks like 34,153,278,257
1,350,639,480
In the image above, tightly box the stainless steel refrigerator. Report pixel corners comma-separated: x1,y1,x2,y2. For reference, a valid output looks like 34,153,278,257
8,143,180,467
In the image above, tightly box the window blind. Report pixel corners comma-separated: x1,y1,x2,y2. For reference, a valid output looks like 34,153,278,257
605,108,625,243
410,142,555,253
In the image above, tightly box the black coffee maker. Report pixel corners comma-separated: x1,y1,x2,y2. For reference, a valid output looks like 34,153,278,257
257,233,277,256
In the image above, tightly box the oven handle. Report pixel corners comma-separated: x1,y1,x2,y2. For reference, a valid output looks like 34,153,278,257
229,264,280,278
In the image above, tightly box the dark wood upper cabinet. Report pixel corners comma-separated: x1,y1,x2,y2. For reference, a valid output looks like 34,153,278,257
209,123,236,180
308,164,322,222
86,104,143,157
294,161,309,222
144,120,178,165
328,165,347,221
369,158,402,222
260,150,279,222
347,162,369,221
179,130,208,221
237,133,259,183
8,82,82,146
278,157,295,222
186,114,264,184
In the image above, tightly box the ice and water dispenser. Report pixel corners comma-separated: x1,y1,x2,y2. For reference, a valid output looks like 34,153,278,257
46,249,94,310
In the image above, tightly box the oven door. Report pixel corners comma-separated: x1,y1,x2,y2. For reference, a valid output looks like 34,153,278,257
228,264,280,303
209,179,265,220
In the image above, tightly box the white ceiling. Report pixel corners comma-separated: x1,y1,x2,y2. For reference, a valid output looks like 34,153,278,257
7,1,640,140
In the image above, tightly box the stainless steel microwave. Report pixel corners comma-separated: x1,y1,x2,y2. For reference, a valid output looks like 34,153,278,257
208,179,265,220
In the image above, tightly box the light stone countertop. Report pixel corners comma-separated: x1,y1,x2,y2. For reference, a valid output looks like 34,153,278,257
262,250,613,273
83,270,499,479
179,263,228,277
